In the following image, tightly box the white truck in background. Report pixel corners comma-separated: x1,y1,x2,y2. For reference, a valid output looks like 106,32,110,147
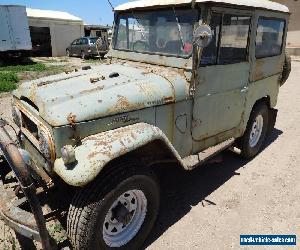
0,5,32,64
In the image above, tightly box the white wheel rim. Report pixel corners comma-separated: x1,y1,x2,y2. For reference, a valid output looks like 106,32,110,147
103,189,147,247
249,114,264,148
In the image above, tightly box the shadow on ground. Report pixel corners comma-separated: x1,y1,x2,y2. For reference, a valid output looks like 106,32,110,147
0,58,36,67
143,128,282,248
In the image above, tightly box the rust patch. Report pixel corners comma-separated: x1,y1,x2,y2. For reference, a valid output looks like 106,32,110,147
254,60,265,81
67,113,77,125
79,85,105,95
164,96,175,104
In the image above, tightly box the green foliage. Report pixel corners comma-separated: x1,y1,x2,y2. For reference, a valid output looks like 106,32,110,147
0,72,18,92
0,62,47,72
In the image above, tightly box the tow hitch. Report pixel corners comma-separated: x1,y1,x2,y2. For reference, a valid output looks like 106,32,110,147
0,118,52,250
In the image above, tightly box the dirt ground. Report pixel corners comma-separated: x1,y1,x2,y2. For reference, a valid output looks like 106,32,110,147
0,60,299,249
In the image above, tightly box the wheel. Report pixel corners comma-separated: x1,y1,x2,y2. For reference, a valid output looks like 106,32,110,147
66,49,71,57
67,163,160,250
280,52,291,86
239,103,269,158
81,51,86,60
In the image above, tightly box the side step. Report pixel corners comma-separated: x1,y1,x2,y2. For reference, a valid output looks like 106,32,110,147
183,138,235,170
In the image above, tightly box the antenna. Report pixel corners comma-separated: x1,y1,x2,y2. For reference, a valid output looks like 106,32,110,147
107,0,114,11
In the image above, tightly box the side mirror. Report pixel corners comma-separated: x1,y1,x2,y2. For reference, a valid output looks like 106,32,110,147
193,24,213,48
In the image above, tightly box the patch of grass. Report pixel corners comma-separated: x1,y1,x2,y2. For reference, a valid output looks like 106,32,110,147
0,62,47,72
47,222,68,244
0,72,18,92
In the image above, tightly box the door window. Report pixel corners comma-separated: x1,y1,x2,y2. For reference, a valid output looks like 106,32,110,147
79,38,88,45
201,13,251,65
219,15,251,64
200,13,222,65
255,18,285,58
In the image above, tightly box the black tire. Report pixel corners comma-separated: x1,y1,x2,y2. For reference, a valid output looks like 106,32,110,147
81,51,86,60
67,163,160,250
66,49,71,57
239,103,269,159
280,52,291,86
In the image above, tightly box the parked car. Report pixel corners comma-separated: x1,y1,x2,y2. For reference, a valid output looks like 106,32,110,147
0,0,291,249
66,36,108,59
0,5,32,64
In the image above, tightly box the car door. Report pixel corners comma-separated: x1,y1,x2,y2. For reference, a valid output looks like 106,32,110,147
192,9,253,146
70,39,78,55
81,38,88,53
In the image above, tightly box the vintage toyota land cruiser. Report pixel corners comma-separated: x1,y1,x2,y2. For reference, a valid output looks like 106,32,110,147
0,0,291,249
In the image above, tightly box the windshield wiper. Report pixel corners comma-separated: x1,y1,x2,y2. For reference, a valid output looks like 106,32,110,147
173,7,185,49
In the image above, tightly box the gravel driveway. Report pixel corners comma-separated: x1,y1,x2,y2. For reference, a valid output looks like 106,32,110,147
0,61,299,249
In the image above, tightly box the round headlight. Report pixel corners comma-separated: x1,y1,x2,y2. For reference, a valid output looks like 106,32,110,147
12,106,22,128
38,129,51,159
61,145,76,165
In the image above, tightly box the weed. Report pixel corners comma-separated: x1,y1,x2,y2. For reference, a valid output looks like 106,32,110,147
0,72,18,92
0,62,47,72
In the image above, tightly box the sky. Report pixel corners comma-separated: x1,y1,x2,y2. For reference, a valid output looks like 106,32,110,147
0,0,132,25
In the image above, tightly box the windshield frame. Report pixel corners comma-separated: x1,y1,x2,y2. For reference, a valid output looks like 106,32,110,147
112,7,199,59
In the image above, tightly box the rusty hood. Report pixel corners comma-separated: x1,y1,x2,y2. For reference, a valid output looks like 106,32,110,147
13,63,189,126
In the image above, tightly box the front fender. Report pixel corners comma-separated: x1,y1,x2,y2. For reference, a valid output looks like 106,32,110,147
54,123,185,187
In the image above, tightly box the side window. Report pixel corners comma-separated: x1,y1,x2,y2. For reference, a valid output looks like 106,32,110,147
219,15,251,64
115,18,128,50
79,38,88,45
200,13,222,65
201,13,251,66
255,18,285,59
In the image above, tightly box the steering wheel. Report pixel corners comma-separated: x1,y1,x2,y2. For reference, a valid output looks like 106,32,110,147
156,38,167,49
133,40,149,51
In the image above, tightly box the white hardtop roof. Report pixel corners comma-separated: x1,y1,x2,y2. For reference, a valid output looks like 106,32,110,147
115,0,289,13
26,8,83,22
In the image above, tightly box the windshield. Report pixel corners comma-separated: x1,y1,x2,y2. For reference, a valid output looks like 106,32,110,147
114,9,198,58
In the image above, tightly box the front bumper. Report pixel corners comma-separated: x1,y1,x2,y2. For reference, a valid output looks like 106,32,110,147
0,119,52,249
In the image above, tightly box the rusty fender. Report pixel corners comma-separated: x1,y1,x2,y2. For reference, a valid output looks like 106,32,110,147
54,123,187,187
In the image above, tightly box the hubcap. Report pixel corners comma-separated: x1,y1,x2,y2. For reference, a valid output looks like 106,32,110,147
103,190,147,247
249,114,264,148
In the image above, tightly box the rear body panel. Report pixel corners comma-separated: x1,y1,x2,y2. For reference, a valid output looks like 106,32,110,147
0,5,32,52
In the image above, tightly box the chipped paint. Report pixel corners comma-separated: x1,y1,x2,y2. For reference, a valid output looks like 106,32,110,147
54,123,188,186
13,63,189,126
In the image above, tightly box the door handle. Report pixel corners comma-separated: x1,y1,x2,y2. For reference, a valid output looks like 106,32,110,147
240,86,248,93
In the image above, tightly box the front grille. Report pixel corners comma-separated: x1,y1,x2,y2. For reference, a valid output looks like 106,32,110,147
21,112,39,140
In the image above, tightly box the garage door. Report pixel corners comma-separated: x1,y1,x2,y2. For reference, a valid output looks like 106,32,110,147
30,26,52,56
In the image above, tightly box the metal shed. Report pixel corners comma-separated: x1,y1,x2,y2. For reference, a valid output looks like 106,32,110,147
26,8,84,57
